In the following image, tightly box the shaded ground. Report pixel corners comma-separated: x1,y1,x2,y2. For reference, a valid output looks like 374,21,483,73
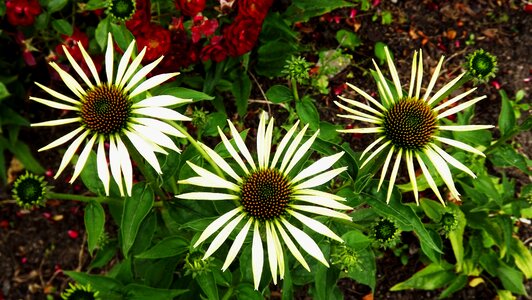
1,0,530,299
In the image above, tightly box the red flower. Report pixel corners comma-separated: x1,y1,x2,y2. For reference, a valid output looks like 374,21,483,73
191,16,219,43
126,0,151,34
5,0,42,26
223,17,262,57
174,0,205,17
55,28,89,62
200,36,227,63
135,23,171,62
238,0,273,22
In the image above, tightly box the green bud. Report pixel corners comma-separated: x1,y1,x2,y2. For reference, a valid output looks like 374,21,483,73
282,56,312,84
184,252,213,278
330,243,360,273
107,0,136,21
12,172,48,209
465,49,498,84
61,283,100,300
439,211,458,235
372,218,401,249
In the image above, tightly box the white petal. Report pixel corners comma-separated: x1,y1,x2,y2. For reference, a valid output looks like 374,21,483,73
271,121,300,169
270,223,285,279
337,114,382,124
284,130,319,175
438,125,494,132
281,218,329,267
54,130,90,179
132,117,184,137
405,150,419,205
257,112,267,169
425,147,461,200
62,45,93,89
108,135,124,196
184,162,239,191
199,143,241,182
105,33,114,83
133,95,192,108
372,59,394,104
219,127,249,174
293,167,347,190
78,42,101,85
427,72,466,106
49,62,85,98
119,47,146,87
222,218,253,271
203,213,245,259
430,144,476,178
193,207,242,247
34,82,80,105
291,205,352,221
279,124,308,173
433,136,485,156
131,124,180,152
176,192,239,200
292,152,344,184
115,40,136,86
123,56,164,93
415,152,444,205
385,47,403,99
125,131,162,174
133,107,190,121
294,188,346,202
337,95,384,116
116,136,133,196
377,146,395,191
38,126,85,151
274,220,310,271
437,96,487,119
361,136,386,160
30,97,78,111
345,82,386,112
252,221,264,290
361,140,391,168
264,118,274,169
228,120,256,170
386,148,403,204
337,127,383,134
32,117,81,127
377,81,392,106
70,134,97,183
415,49,423,99
422,55,444,101
97,137,110,195
289,210,343,242
265,222,278,284
335,101,383,123
130,72,180,98
433,87,477,112
408,51,417,98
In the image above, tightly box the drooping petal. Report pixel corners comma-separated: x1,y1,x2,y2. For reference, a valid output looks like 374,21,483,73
427,72,466,106
203,213,245,259
129,72,180,97
293,195,351,210
335,101,383,123
116,136,133,196
294,188,346,202
115,40,136,86
405,150,419,205
49,62,85,98
133,95,192,108
337,95,384,116
424,147,461,200
430,144,476,178
132,117,184,137
70,133,97,183
415,152,444,205
408,51,417,98
130,124,180,153
377,146,395,191
293,167,347,190
433,87,477,112
32,117,81,127
372,59,394,104
337,114,382,124
415,49,423,99
265,221,278,284
289,210,343,242
360,136,386,160
252,221,264,290
133,107,190,121
78,42,101,85
386,148,403,204
264,117,274,169
433,136,486,156
270,224,285,279
54,130,90,179
38,126,85,152
437,96,487,119
337,127,383,134
256,112,267,169
119,47,146,87
438,125,494,132
105,33,114,83
123,56,164,93
222,218,253,271
193,207,242,247
345,83,387,112
292,152,344,184
124,131,162,174
108,135,124,196
361,140,391,168
274,220,310,271
97,137,110,195
176,192,239,200
281,218,329,267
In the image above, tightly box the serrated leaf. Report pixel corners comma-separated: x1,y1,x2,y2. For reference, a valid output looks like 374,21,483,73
85,201,105,254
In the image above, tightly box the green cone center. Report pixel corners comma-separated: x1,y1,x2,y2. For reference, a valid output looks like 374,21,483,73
80,84,131,135
383,98,436,150
16,178,43,204
471,54,494,76
374,219,398,242
240,169,292,221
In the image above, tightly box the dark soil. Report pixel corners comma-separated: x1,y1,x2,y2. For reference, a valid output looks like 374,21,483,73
1,0,530,299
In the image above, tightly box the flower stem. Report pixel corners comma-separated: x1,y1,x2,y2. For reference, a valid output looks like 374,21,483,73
291,78,300,101
47,192,122,205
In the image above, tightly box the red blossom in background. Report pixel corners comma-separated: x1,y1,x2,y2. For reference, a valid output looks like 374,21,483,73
200,35,227,62
5,0,42,26
191,16,218,43
237,0,273,22
174,0,205,17
223,16,262,57
126,0,151,34
55,28,89,62
135,23,171,62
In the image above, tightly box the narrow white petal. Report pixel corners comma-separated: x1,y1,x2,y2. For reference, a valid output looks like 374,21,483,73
120,47,146,87
264,117,274,169
360,140,391,168
430,144,476,178
199,143,240,182
97,137,110,195
130,73,180,98
70,134,97,183
123,56,164,93
34,82,80,105
289,210,343,242
176,192,239,200
377,146,395,191
281,218,329,267
124,131,162,174
337,127,383,134
62,45,93,89
49,63,85,98
291,205,352,221
271,121,299,169
185,161,239,191
265,222,278,284
228,120,256,170
433,87,477,112
377,81,392,106
131,124,180,152
408,51,417,98
437,96,487,119
115,40,135,86
257,113,267,169
284,130,319,175
204,214,245,259
193,207,242,247
38,127,84,151
385,47,403,99
222,218,253,271
372,59,394,103
132,117,184,137
291,196,350,213
346,82,386,112
292,152,344,184
438,125,494,132
335,101,383,122
337,114,382,124
78,42,101,85
54,130,90,179
293,167,347,190
133,95,192,108
360,136,386,159
134,107,190,121
252,221,264,290
116,136,133,196
434,136,485,156
105,33,114,83
428,72,466,105
415,152,444,205
30,97,78,111
270,223,285,279
108,135,124,196
337,95,384,116
405,151,419,205
425,147,461,200
386,148,403,204
32,117,81,127
422,55,444,101
294,189,346,202
274,220,310,271
218,127,249,174
415,49,423,99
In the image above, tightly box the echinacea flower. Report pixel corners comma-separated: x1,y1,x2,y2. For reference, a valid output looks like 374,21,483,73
31,33,191,196
336,47,493,205
61,282,100,300
177,113,351,289
12,172,48,209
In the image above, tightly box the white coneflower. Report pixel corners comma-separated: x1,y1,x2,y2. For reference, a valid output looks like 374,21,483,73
336,47,493,204
32,33,190,196
177,112,351,289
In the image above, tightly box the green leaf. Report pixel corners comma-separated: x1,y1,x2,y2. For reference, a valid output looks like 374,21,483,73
336,29,362,50
203,112,227,137
85,201,105,255
498,90,516,137
154,86,214,102
0,82,10,102
80,151,106,195
390,263,455,291
419,198,445,222
9,141,44,174
448,205,466,272
63,271,123,297
89,240,118,270
488,144,530,175
124,284,187,299
135,235,188,259
47,0,68,13
374,42,389,65
256,40,297,77
232,71,251,117
236,283,262,300
196,272,219,300
296,96,320,130
497,264,527,295
266,85,293,103
439,274,468,299
51,19,73,36
283,0,355,23
85,0,107,10
120,183,154,258
313,244,340,300
342,229,371,250
510,237,532,279
110,23,134,51
347,247,376,291
95,18,110,51
128,211,157,256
